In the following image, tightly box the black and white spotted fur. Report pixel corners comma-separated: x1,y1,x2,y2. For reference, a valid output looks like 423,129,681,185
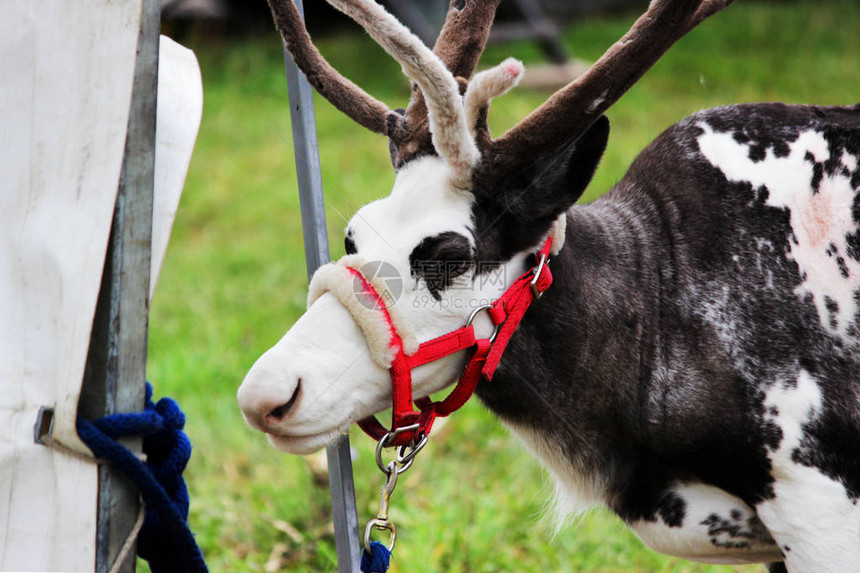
473,103,860,570
240,102,860,571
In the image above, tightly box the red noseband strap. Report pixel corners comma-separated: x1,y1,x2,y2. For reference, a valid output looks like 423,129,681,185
352,238,554,447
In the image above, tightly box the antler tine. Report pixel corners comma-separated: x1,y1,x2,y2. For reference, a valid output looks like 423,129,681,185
327,0,480,185
485,0,738,175
267,0,403,139
433,0,503,78
397,0,503,168
691,0,738,26
465,58,525,139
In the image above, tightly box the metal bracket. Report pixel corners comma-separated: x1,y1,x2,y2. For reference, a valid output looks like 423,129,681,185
34,406,55,445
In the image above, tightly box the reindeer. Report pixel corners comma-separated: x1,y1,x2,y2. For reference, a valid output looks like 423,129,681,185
237,0,860,570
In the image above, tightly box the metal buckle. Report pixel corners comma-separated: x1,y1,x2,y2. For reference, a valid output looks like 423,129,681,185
34,406,55,445
530,253,548,299
465,304,501,343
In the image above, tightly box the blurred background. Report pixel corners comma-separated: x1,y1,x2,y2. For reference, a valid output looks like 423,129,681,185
159,0,648,36
146,1,859,571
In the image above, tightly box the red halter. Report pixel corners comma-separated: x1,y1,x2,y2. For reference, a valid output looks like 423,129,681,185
349,238,555,447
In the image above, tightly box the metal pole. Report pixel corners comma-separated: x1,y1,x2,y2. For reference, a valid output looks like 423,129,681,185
78,0,159,571
281,1,362,571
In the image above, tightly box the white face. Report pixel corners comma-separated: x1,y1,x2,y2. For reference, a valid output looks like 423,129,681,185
237,156,529,454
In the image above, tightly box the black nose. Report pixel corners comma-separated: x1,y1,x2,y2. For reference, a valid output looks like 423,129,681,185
265,379,301,422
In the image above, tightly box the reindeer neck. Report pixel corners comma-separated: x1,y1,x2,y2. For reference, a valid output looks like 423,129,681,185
475,184,673,462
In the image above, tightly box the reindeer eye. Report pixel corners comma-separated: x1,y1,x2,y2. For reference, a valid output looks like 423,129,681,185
344,234,357,255
409,232,473,299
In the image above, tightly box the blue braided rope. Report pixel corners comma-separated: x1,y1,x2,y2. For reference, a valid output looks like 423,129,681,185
360,541,391,573
77,383,208,573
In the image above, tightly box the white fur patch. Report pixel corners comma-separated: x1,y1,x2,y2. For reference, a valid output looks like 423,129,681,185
548,213,566,256
842,149,858,174
755,371,860,572
628,483,781,564
697,123,860,342
352,156,475,261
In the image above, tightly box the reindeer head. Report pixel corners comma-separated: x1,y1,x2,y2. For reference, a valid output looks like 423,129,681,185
237,0,736,454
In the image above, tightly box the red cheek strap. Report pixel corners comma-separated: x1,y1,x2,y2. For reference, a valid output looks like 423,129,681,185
351,237,554,448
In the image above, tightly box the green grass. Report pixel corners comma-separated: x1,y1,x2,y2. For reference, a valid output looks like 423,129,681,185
147,2,860,571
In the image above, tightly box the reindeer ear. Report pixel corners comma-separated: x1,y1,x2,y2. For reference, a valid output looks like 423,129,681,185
473,116,608,261
475,116,609,229
510,115,609,220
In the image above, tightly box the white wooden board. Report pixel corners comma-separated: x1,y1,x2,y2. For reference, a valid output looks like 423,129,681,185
0,0,203,567
0,2,142,569
152,36,203,301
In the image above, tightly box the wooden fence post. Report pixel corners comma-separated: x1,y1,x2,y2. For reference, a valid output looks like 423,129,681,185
77,1,160,571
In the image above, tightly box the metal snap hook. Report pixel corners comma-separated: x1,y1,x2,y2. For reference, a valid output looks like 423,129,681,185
364,518,396,553
364,460,400,553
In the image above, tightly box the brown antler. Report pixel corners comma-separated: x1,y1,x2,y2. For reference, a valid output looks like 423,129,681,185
435,0,503,78
267,0,405,139
269,0,502,172
483,0,738,176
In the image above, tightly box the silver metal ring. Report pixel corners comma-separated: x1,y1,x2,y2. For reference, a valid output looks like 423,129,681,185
396,432,428,466
465,304,500,343
375,423,421,474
